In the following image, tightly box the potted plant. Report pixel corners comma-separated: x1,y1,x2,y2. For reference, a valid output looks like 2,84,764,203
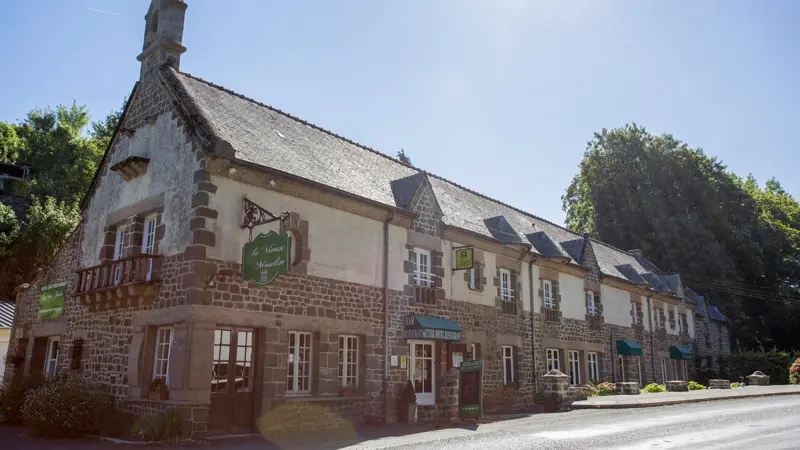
399,380,417,424
148,377,168,401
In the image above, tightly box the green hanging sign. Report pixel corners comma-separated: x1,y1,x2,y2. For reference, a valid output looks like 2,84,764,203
458,359,483,419
38,282,66,320
242,231,290,286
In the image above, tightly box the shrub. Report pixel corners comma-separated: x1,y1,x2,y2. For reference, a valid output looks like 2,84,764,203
789,357,800,385
688,381,707,391
725,349,794,385
642,383,667,393
0,374,44,424
22,374,115,437
586,382,615,396
130,409,183,443
730,382,744,388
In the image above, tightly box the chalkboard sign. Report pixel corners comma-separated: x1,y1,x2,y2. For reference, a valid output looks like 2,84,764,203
459,359,483,418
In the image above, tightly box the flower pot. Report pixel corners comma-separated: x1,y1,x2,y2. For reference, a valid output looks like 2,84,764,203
340,388,357,397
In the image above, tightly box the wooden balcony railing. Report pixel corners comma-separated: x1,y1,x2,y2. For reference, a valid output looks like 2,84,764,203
543,307,561,323
73,254,163,311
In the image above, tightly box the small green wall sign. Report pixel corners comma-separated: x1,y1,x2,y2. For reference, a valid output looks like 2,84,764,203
242,231,290,286
38,282,66,320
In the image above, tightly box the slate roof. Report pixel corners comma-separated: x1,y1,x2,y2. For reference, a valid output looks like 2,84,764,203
694,296,708,317
0,301,14,328
708,304,728,322
160,66,690,298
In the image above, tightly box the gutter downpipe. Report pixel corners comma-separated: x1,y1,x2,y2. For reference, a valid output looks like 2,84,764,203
647,294,655,384
526,250,538,389
382,210,395,424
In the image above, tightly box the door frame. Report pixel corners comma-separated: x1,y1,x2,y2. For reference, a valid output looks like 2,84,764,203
408,340,435,405
209,326,258,434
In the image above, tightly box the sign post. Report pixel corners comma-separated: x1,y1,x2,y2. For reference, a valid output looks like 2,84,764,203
242,231,290,286
38,282,66,320
458,359,483,419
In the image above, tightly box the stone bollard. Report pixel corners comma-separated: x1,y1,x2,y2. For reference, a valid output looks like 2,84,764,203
568,386,589,401
709,379,731,389
615,382,640,395
540,369,573,411
747,371,770,386
666,380,689,392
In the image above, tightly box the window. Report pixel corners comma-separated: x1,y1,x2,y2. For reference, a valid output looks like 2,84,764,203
632,302,641,325
113,226,125,285
587,352,599,382
617,355,625,382
586,291,597,316
661,358,668,382
468,267,477,290
410,342,435,405
153,326,173,385
682,313,689,334
546,348,560,371
466,343,478,361
568,350,580,385
677,312,683,333
211,329,231,393
338,335,358,388
142,214,157,281
412,248,432,287
502,346,514,385
654,309,662,329
499,269,513,301
45,337,59,377
287,331,312,394
288,230,298,265
671,360,679,381
682,361,689,381
543,280,554,309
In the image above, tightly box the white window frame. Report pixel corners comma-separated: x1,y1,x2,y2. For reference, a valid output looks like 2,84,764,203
654,308,662,329
587,352,599,382
468,267,477,290
288,230,298,265
586,291,597,316
546,348,560,372
287,331,312,395
568,350,581,386
142,213,157,281
502,345,514,385
152,326,173,385
671,360,679,381
113,226,125,285
617,355,625,382
409,340,435,405
661,357,668,382
499,269,513,302
543,280,554,309
632,302,641,325
45,337,60,377
467,343,477,361
412,248,433,287
338,335,359,388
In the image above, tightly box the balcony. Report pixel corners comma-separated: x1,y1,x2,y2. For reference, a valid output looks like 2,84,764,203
73,254,162,311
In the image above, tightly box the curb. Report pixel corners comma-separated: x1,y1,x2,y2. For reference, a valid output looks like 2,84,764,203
572,390,800,409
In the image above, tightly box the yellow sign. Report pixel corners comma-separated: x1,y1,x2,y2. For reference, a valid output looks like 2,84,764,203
454,247,474,270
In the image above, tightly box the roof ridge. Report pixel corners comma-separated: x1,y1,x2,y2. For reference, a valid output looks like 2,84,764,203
172,68,584,238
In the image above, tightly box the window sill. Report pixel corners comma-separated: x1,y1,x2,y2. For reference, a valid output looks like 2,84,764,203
284,394,370,403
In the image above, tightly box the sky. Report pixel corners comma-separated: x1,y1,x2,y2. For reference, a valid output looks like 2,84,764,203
1,0,798,225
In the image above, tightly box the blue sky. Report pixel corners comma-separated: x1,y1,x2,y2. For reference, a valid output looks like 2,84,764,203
1,1,798,225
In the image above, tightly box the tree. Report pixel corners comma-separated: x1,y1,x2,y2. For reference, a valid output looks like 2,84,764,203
397,149,412,165
89,99,125,151
0,203,19,258
563,123,800,350
0,122,20,164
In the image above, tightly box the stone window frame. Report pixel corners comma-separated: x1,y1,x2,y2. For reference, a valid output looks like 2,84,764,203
100,206,165,273
546,348,560,372
286,330,314,396
539,269,563,322
568,350,581,386
668,308,677,330
337,334,359,389
45,336,60,377
587,351,600,382
152,326,174,386
630,301,644,326
463,249,487,292
403,242,445,305
502,345,514,386
136,323,177,398
494,259,522,316
279,212,311,274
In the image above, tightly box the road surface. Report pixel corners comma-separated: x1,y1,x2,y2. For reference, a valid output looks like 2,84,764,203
347,396,800,450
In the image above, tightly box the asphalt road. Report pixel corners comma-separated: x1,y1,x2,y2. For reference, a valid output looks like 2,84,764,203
347,396,800,450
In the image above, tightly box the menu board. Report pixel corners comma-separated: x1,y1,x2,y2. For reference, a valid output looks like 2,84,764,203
458,359,483,418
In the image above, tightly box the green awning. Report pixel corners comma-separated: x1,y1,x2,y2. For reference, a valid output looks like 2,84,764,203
669,346,692,360
616,339,643,356
404,315,462,341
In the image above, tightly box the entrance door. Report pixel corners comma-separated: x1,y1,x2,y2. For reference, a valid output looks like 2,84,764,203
409,341,435,405
210,328,256,434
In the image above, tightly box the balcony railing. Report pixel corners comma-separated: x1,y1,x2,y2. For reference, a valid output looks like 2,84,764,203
73,254,163,310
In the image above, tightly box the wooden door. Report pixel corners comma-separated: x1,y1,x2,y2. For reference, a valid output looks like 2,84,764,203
209,327,256,434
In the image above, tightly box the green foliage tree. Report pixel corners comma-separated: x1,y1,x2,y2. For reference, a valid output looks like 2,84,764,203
563,123,800,351
0,122,21,164
0,203,19,257
397,149,412,165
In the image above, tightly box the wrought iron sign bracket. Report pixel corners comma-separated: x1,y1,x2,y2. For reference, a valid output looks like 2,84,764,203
241,198,289,240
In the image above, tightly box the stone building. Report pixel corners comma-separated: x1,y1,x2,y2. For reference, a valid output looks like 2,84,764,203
3,0,717,439
689,289,731,376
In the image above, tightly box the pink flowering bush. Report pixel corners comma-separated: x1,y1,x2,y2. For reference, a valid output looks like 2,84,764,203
790,357,800,385
22,374,115,437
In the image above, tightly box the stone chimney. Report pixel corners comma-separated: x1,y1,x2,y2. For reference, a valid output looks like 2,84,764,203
628,249,645,259
137,0,188,80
